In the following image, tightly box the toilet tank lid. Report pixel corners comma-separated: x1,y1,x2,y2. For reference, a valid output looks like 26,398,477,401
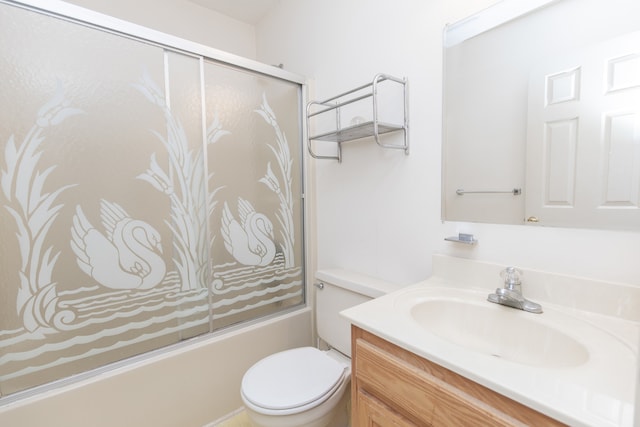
316,269,398,298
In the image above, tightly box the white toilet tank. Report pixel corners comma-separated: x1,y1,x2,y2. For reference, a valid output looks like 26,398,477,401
315,269,397,357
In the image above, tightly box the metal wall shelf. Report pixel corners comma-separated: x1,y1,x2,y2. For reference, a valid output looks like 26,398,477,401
306,73,409,162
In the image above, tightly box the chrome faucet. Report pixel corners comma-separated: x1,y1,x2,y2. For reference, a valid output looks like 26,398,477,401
487,267,542,314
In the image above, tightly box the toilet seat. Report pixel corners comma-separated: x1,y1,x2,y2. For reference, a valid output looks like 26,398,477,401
241,347,348,415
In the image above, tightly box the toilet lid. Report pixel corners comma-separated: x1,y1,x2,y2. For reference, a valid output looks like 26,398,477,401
241,347,347,411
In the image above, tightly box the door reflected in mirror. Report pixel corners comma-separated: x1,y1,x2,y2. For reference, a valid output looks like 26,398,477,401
442,0,640,230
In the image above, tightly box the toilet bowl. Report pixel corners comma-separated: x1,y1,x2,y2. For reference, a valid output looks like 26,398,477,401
241,347,351,427
240,269,396,427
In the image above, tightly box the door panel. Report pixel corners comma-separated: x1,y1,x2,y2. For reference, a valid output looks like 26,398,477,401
526,31,640,228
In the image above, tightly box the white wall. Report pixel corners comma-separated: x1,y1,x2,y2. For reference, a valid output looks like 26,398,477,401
62,0,257,59
256,0,640,287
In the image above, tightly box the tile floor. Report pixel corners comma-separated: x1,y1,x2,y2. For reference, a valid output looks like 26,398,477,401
213,398,351,427
214,410,253,427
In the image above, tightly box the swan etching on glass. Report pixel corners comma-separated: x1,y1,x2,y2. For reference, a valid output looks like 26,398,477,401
221,198,276,267
71,199,167,290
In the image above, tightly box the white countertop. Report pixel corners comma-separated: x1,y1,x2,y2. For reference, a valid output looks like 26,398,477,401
341,255,639,427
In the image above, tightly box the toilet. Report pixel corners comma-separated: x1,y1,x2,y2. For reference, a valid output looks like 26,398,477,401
240,269,396,427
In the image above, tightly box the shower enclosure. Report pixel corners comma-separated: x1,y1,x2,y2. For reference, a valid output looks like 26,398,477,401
0,0,305,398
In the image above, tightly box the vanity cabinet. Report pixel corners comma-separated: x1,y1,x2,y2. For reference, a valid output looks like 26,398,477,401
351,326,565,427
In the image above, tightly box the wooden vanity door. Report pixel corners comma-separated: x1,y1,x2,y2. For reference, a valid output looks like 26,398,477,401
351,325,566,427
356,390,419,427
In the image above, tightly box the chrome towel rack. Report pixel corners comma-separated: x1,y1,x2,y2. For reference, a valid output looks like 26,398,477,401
306,73,409,162
456,188,522,196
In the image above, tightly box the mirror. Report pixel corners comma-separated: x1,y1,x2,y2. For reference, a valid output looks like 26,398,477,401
442,0,640,230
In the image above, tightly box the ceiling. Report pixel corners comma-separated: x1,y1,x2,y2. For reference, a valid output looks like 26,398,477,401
188,0,279,25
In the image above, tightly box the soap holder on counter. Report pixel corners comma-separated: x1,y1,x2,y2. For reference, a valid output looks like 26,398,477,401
444,233,477,245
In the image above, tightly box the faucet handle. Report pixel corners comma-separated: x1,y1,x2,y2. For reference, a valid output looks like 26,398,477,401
500,266,523,289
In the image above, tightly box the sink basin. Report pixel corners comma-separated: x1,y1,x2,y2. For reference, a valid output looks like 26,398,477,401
410,298,590,368
342,260,640,427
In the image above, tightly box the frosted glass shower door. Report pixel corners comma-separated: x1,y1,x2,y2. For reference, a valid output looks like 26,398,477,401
204,62,305,330
0,3,212,396
0,1,304,398
0,2,304,398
